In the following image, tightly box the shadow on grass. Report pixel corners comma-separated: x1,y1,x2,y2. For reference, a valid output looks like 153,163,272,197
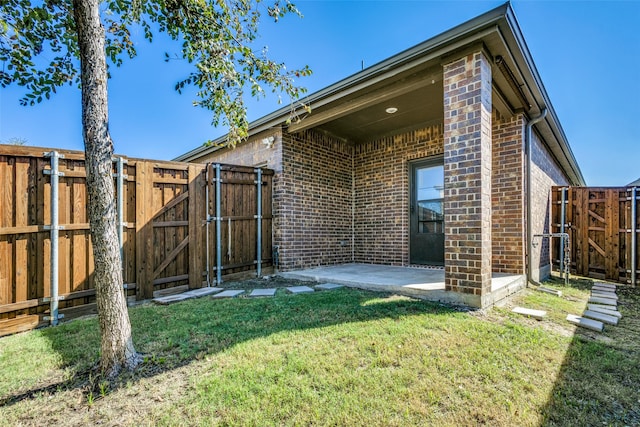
1,287,456,406
540,284,640,426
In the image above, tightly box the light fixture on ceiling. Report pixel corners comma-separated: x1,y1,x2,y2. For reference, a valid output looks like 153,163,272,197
385,107,398,114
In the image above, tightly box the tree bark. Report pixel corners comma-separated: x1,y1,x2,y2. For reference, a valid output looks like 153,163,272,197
72,0,140,378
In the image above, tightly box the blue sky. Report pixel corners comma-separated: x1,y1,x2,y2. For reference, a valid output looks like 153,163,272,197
1,0,638,185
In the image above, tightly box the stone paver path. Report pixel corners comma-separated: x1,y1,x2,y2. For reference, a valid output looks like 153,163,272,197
154,280,345,305
569,282,622,332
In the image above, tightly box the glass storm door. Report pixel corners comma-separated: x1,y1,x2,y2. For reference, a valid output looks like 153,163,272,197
410,159,444,265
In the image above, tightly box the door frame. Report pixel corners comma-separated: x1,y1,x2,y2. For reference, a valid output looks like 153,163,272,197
409,155,445,265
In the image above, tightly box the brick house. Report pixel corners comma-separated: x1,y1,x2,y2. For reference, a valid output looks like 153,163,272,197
176,3,585,308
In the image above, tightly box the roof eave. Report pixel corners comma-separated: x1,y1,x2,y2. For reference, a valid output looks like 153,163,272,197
174,3,510,162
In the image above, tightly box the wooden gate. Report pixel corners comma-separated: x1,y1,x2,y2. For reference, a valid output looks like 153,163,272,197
206,164,273,282
552,186,639,285
0,145,273,336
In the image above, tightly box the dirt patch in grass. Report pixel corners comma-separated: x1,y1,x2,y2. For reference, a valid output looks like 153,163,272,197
222,275,314,290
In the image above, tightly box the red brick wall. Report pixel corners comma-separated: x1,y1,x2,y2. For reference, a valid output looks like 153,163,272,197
442,50,493,299
276,130,353,270
492,111,525,274
353,125,444,265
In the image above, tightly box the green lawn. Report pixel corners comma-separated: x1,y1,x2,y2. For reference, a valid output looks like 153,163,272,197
0,278,638,426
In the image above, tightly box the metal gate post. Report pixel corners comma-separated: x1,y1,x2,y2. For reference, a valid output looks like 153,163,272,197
215,163,222,285
559,187,567,280
43,151,64,326
115,157,127,272
205,165,211,287
632,186,637,286
255,168,263,278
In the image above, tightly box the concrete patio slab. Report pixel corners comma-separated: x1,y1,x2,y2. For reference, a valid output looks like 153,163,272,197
286,286,314,294
280,263,525,307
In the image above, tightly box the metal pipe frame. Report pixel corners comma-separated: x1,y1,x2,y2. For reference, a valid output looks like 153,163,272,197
256,168,263,278
559,187,567,280
44,151,63,326
215,163,222,285
205,165,211,287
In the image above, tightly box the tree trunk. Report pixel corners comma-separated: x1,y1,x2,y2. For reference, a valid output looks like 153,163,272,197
72,0,140,378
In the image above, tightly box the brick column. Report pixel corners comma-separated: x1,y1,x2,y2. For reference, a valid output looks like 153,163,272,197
442,50,492,306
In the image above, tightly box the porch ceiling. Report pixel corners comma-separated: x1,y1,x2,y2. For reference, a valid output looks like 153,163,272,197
313,82,444,143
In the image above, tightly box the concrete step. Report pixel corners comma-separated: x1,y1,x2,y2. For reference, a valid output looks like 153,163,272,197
512,306,546,320
582,310,619,326
588,296,618,306
587,304,622,318
566,314,604,332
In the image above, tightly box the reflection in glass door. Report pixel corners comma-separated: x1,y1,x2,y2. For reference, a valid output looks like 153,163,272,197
410,158,444,265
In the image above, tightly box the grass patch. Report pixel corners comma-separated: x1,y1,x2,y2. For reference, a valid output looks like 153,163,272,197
1,278,638,426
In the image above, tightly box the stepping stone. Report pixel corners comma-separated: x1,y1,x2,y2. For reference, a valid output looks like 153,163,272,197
566,314,604,332
591,291,618,300
582,310,619,326
593,282,616,290
286,286,314,294
512,306,546,320
154,294,194,305
212,290,245,298
592,285,616,292
315,283,344,290
587,304,622,318
184,287,223,297
537,287,562,297
588,296,617,306
249,288,277,297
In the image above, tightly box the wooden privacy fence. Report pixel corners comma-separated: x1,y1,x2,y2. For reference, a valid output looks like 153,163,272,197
552,186,639,286
0,145,273,336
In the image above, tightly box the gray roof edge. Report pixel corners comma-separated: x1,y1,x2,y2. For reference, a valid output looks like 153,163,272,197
628,177,640,187
503,5,586,186
177,1,586,187
174,3,510,162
